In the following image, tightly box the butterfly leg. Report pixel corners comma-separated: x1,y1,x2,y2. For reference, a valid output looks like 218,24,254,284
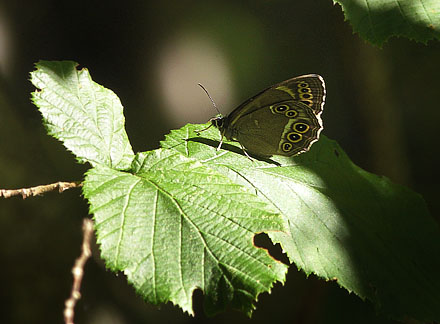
216,135,224,151
238,142,254,161
195,123,213,135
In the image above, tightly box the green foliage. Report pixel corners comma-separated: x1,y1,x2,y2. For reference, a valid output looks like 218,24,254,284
31,61,134,170
31,61,287,316
31,61,440,320
83,150,287,316
334,0,440,45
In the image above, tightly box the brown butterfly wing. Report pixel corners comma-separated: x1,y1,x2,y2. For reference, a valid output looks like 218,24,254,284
226,74,326,124
221,75,326,157
231,100,323,156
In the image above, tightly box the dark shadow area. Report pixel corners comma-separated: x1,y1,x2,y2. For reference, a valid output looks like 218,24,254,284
187,137,281,166
283,136,440,321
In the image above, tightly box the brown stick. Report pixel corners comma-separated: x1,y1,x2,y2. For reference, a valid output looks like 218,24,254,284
0,181,82,199
64,218,94,324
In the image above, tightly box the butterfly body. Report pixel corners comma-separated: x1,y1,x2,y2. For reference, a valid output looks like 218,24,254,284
210,74,326,157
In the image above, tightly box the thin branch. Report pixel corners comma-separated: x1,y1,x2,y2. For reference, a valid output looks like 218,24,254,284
0,181,82,199
64,218,94,324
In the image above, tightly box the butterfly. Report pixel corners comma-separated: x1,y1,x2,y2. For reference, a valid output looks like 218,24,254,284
199,75,326,158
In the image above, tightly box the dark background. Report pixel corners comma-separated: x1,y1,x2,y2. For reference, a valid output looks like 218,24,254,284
1,1,439,323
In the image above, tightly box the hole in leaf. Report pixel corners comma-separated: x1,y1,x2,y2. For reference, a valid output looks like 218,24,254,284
192,288,204,315
253,233,290,265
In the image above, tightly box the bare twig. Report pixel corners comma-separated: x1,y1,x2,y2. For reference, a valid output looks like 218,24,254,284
64,218,94,324
0,181,82,199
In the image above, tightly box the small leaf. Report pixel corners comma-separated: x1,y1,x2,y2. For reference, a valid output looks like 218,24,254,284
31,60,134,169
334,0,440,45
162,123,440,321
83,149,287,316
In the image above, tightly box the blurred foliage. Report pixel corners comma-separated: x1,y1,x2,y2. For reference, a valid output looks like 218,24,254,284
1,0,439,323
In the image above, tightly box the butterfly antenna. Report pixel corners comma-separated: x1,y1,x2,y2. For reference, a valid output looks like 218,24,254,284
198,83,221,115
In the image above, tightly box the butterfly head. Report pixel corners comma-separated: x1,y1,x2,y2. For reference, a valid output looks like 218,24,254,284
210,114,226,130
194,114,226,136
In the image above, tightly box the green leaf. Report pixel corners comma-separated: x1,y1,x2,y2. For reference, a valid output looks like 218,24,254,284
83,149,287,316
30,60,440,320
162,123,440,321
30,60,134,169
334,0,440,45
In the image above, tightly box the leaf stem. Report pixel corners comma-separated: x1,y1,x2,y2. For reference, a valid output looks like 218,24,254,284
0,181,82,199
64,218,94,324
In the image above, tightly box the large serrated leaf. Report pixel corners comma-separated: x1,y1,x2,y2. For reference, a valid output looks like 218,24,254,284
334,0,440,45
162,123,440,321
31,60,134,169
30,60,440,320
83,149,287,316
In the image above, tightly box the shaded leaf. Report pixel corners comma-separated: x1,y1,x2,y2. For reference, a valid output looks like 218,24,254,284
334,0,440,45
